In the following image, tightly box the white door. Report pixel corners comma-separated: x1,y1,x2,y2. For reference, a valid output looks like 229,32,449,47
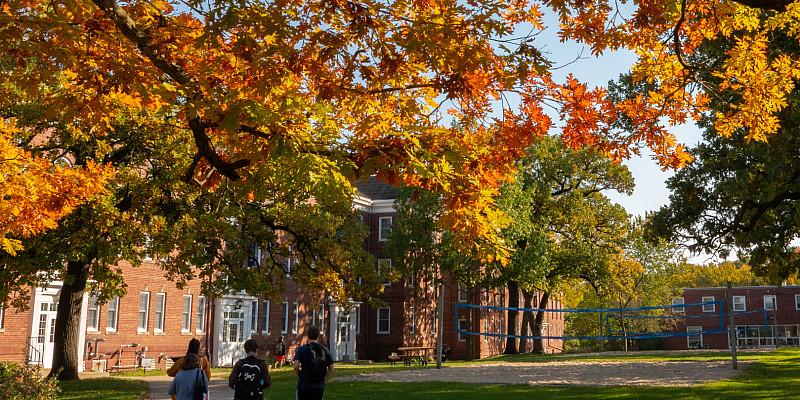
30,295,58,367
216,299,254,366
333,307,356,362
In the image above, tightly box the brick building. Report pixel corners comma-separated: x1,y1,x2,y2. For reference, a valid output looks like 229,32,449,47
0,177,564,370
664,286,800,350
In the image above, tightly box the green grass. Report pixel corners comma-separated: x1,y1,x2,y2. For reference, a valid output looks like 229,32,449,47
58,349,800,399
58,378,148,400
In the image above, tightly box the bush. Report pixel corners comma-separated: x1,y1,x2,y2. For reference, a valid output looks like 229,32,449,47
0,363,59,400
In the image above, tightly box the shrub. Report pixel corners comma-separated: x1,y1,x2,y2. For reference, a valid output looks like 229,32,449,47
0,362,59,400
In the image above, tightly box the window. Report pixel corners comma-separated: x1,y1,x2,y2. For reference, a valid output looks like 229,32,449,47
0,306,4,330
687,326,703,349
406,271,416,288
284,246,295,277
764,295,777,311
458,285,468,303
196,296,206,333
672,297,685,313
154,293,166,333
262,300,270,334
795,294,800,311
182,295,192,333
377,259,392,287
107,296,119,332
378,216,392,241
281,302,289,334
87,294,100,332
457,318,468,341
138,292,150,332
317,304,325,333
408,304,415,334
733,296,746,312
702,296,715,312
143,236,154,262
377,307,390,334
292,303,299,334
251,300,259,333
248,243,262,268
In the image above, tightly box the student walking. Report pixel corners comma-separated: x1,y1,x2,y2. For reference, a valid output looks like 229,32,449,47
168,353,208,400
293,326,334,400
273,335,287,369
229,339,272,400
168,338,212,381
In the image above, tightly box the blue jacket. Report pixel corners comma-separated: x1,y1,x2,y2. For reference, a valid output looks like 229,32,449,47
168,368,208,400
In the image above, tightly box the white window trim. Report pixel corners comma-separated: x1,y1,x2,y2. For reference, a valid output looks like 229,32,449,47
354,305,360,334
0,306,5,331
377,307,390,334
458,285,468,303
378,216,392,241
701,296,715,312
292,302,299,334
251,300,259,333
285,246,294,277
457,317,468,342
377,259,392,287
154,293,166,334
733,296,746,312
672,297,685,313
795,294,800,311
87,294,100,332
195,296,206,333
409,304,415,334
182,295,193,333
106,296,119,333
764,294,777,311
138,292,150,333
281,302,289,334
687,326,703,348
262,300,271,335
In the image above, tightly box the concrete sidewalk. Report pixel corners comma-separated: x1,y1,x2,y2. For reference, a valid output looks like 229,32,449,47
144,376,235,400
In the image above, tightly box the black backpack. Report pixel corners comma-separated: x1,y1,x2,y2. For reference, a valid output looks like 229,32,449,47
304,343,329,383
234,359,265,400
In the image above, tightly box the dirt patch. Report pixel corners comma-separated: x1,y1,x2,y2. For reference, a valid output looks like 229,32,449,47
338,360,745,386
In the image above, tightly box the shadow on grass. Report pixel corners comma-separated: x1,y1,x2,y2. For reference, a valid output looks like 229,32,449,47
58,378,148,400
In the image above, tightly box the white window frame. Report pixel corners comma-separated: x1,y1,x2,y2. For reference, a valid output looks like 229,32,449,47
182,295,192,333
281,302,289,334
106,296,119,332
0,306,5,330
154,293,166,333
687,325,703,349
87,294,100,332
292,302,299,334
143,236,154,262
406,271,416,288
795,294,800,311
733,296,746,312
701,296,715,312
251,300,259,333
318,304,325,333
354,305,360,334
458,285,468,303
457,317,468,342
377,259,392,287
262,300,271,334
138,292,150,333
408,304,415,334
377,307,390,334
764,294,777,311
378,216,392,241
285,246,295,277
195,296,206,333
672,297,685,313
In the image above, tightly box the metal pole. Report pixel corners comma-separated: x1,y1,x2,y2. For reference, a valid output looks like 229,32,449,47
726,281,738,370
436,276,445,369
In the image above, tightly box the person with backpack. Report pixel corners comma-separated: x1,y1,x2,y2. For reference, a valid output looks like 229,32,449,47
168,353,208,400
293,326,334,400
228,339,272,400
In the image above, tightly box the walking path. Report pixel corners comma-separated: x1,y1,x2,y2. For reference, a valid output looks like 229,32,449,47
143,375,234,400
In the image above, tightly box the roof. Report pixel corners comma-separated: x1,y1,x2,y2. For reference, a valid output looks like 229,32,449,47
683,286,800,290
354,176,399,200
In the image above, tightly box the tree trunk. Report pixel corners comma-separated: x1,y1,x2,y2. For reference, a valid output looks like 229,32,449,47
533,291,550,354
518,289,533,353
503,280,519,354
49,260,90,380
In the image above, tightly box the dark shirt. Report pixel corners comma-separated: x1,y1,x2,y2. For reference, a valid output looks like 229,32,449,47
274,341,286,356
295,342,333,390
228,355,271,400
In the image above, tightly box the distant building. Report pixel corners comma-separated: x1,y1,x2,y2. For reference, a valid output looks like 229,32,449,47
0,177,564,371
664,286,800,350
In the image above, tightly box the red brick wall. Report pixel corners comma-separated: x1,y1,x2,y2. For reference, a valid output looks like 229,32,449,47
0,292,35,363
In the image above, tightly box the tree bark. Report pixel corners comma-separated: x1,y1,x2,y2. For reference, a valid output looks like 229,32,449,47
518,289,533,353
503,280,519,354
49,260,90,380
533,291,551,354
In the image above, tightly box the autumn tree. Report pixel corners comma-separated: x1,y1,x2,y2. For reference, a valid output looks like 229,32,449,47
494,136,632,354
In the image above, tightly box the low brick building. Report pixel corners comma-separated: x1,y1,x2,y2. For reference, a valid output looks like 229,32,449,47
664,286,800,350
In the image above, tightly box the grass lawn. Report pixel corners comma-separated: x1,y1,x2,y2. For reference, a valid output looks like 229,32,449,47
58,348,800,399
58,378,148,400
